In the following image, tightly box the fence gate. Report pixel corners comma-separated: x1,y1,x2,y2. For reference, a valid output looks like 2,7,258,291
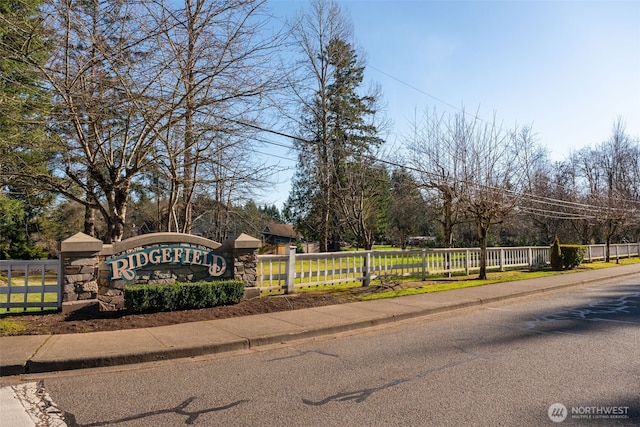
0,259,62,312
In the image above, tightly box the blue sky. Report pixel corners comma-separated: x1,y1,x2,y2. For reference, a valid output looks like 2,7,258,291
263,0,640,207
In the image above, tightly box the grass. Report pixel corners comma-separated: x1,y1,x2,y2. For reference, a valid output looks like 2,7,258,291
282,256,640,301
0,294,59,314
0,319,27,335
0,271,60,315
0,292,58,336
573,257,640,270
354,257,640,301
259,250,458,291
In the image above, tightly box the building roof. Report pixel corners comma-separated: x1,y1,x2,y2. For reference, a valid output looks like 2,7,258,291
262,223,299,239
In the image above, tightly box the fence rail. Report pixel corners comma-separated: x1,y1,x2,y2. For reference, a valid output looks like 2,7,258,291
0,259,62,312
257,243,640,294
2,242,639,310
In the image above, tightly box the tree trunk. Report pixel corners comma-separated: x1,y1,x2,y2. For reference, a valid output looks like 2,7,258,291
83,205,95,238
478,225,489,280
83,173,95,237
443,189,455,248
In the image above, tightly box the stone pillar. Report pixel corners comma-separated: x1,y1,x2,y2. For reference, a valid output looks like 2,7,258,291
59,232,104,314
222,233,262,299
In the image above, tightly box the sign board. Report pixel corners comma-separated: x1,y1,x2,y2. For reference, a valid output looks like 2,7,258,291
106,245,227,281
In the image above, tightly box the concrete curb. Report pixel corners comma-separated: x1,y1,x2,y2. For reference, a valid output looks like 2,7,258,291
25,339,251,374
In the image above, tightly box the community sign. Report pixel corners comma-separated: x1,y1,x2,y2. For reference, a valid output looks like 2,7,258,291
106,245,227,281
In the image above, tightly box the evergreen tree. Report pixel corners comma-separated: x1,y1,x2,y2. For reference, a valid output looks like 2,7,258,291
0,0,51,185
0,193,47,259
286,0,384,251
0,0,54,257
260,204,283,223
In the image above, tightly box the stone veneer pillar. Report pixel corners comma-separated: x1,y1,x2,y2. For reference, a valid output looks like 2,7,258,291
59,232,104,314
221,233,262,300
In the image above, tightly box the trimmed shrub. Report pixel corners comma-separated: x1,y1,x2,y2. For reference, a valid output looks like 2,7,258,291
124,280,245,313
550,237,563,271
560,244,586,270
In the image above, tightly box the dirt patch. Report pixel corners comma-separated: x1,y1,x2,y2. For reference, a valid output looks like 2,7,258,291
1,289,372,336
1,280,445,336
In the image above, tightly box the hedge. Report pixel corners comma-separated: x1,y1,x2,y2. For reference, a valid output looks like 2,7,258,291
124,280,245,313
560,244,586,270
549,240,586,271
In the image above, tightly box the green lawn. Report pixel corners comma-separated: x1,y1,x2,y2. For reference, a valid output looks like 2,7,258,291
0,272,59,314
356,257,640,301
259,249,534,292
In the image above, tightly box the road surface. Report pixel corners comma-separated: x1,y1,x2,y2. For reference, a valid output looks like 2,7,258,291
2,278,639,426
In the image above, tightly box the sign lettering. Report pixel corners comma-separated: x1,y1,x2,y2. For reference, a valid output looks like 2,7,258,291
106,245,227,281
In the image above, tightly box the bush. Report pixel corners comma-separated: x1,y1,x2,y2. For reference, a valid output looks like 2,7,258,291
550,237,563,271
124,280,245,313
549,238,586,271
560,244,586,270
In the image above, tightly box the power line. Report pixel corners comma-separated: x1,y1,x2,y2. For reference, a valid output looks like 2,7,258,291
368,64,514,135
243,121,640,219
369,64,466,116
214,100,640,222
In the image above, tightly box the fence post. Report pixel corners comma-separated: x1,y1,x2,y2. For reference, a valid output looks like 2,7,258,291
421,249,427,281
57,256,64,309
285,246,296,294
528,247,533,268
500,249,505,272
362,251,371,287
465,249,470,276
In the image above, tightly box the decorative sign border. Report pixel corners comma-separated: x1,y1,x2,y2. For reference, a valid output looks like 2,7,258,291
106,245,227,281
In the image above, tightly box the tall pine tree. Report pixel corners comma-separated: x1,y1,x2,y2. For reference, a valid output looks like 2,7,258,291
285,0,383,251
1,0,51,186
0,0,52,258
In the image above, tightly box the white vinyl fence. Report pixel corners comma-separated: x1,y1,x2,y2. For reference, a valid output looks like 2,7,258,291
257,243,640,294
0,260,63,312
2,243,639,311
584,244,639,262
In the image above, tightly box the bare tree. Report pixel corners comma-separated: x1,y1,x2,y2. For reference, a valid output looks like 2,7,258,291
387,168,427,249
8,0,284,243
572,118,640,260
409,108,528,278
193,134,276,241
461,117,525,279
144,0,283,234
408,107,470,248
19,0,165,242
334,157,390,250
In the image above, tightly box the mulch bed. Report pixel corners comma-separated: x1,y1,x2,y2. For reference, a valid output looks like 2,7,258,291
2,292,353,336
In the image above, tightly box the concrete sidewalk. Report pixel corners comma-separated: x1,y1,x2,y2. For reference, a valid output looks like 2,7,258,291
3,264,640,377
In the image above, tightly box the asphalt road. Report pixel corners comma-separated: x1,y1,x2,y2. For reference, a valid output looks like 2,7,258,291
2,278,640,426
